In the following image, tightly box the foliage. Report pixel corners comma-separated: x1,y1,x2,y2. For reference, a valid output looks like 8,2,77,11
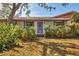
44,25,53,38
68,23,79,36
0,23,21,51
0,3,11,18
0,23,37,51
45,25,72,38
21,26,37,41
71,13,79,23
68,12,79,36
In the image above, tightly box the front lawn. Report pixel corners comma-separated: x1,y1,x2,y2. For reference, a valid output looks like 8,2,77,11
0,38,79,56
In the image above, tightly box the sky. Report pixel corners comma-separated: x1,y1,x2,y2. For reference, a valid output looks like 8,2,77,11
21,3,79,17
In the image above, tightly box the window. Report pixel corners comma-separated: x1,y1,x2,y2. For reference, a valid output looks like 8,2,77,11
54,21,65,25
26,22,34,27
12,21,17,25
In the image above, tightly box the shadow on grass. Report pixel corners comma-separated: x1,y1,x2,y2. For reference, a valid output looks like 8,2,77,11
34,40,79,56
45,36,79,39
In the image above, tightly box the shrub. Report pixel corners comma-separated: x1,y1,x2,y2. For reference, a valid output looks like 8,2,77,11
0,23,37,51
45,25,72,38
68,23,79,37
71,13,79,23
21,26,37,41
54,26,65,38
44,25,53,38
0,23,22,51
44,25,59,38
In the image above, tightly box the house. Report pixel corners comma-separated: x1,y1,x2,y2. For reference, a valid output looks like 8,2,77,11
0,11,78,36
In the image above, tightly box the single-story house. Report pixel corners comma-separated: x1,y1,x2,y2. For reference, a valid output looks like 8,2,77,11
0,11,78,36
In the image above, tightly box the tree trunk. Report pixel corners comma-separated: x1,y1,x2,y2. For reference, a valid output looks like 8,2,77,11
7,3,21,24
7,8,16,23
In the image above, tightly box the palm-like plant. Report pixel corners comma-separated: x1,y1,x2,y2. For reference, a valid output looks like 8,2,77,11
68,13,79,36
71,13,79,23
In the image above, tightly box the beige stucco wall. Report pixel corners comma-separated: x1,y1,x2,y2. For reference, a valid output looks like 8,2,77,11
44,21,54,27
34,21,37,35
17,21,24,28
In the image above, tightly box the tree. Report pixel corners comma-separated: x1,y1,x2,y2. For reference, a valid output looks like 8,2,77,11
71,13,79,23
0,3,11,18
8,3,21,23
68,12,79,36
1,3,29,23
0,3,69,23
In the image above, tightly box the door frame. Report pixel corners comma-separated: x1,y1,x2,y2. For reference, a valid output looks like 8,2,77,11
35,21,45,35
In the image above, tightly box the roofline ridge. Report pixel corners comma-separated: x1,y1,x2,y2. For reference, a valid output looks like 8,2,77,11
52,10,79,18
